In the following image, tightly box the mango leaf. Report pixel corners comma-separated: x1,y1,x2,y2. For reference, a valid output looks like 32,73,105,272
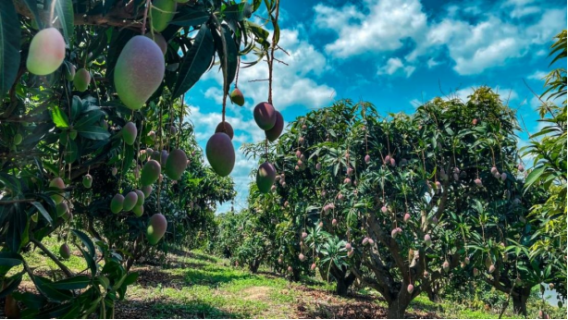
71,229,96,258
31,201,53,224
7,206,28,252
52,105,70,128
170,9,210,27
524,166,545,191
54,0,74,43
0,0,21,95
74,110,105,130
12,292,46,310
173,26,215,97
123,272,139,286
22,0,42,27
51,276,92,290
0,252,23,267
223,2,248,21
220,24,238,87
63,139,78,163
33,276,73,302
77,125,111,140
0,272,23,299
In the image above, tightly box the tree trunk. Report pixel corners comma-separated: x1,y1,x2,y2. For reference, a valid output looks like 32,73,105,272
512,289,529,316
336,272,356,296
387,299,410,319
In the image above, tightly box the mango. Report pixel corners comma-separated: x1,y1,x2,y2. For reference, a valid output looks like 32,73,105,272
74,68,91,92
114,36,165,110
27,28,66,75
123,191,138,212
59,244,71,259
140,160,161,186
256,162,276,193
165,149,188,180
265,111,284,142
253,102,277,130
215,121,234,140
147,213,167,245
135,190,145,206
49,177,66,204
82,174,93,189
142,185,153,198
110,194,124,214
206,133,235,177
133,205,144,217
122,122,137,145
230,88,245,106
151,0,177,32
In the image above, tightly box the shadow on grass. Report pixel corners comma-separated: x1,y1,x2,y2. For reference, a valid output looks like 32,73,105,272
187,251,220,264
116,300,247,319
133,269,187,289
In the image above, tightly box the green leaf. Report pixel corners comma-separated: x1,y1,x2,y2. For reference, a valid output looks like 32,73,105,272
173,26,215,97
54,0,74,43
63,139,78,163
52,106,70,128
0,0,22,95
77,125,111,140
33,276,73,302
524,166,545,190
71,229,96,258
170,10,210,27
30,201,53,224
22,0,42,28
0,272,23,299
7,207,28,252
123,272,139,286
219,24,238,88
51,276,91,290
0,252,23,267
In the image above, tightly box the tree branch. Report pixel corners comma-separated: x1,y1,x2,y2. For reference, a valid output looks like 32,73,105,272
13,0,143,29
31,238,74,278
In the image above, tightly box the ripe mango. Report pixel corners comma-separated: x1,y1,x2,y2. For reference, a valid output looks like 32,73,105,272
114,36,165,110
27,28,66,75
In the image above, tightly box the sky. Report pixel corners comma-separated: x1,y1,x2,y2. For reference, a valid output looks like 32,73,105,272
183,0,567,214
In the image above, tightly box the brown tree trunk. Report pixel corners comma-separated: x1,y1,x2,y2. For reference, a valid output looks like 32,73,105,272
387,298,410,319
512,287,531,316
331,265,357,296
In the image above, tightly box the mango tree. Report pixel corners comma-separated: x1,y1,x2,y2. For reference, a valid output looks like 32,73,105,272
1,0,273,317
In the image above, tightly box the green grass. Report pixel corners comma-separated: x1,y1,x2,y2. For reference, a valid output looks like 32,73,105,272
119,251,304,318
11,239,568,319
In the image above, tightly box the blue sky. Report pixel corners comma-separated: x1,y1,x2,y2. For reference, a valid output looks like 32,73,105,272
183,0,567,213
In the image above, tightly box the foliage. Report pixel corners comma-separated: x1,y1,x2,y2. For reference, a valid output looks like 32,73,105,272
522,29,567,296
0,0,275,317
241,86,554,318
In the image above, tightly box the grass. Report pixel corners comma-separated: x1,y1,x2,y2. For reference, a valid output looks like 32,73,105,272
9,237,568,319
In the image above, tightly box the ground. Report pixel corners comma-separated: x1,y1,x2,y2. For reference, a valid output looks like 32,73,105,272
3,238,566,319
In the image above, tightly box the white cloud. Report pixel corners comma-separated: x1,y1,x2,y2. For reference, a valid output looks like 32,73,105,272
528,70,547,81
377,57,416,77
314,0,427,58
313,0,566,76
427,58,440,69
502,0,541,18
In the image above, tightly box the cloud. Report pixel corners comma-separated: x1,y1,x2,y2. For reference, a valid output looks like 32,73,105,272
377,58,416,77
528,70,548,81
314,0,427,58
313,0,566,75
